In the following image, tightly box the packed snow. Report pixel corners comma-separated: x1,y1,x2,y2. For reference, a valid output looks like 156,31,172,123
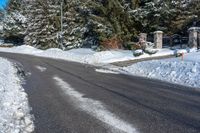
54,76,137,133
35,65,47,72
0,45,174,65
95,69,120,74
0,58,34,133
122,51,200,88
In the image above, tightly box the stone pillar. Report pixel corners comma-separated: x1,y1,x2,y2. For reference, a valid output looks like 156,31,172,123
138,33,147,50
188,27,200,48
154,31,163,49
139,33,147,42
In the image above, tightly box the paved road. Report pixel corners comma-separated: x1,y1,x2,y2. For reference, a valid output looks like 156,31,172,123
0,52,200,133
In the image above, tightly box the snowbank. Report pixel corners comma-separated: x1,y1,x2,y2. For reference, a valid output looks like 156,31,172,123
184,52,200,63
1,45,199,88
0,45,174,64
0,58,34,132
122,53,200,88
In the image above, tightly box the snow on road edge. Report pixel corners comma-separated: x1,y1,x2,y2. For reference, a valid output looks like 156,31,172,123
95,68,120,74
53,76,138,133
1,45,200,88
0,45,174,65
0,57,34,133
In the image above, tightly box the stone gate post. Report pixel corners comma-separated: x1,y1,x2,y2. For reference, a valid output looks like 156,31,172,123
188,27,200,48
139,33,147,42
154,31,163,49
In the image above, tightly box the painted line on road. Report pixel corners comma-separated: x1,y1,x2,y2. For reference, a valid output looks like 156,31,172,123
35,65,47,72
53,76,138,133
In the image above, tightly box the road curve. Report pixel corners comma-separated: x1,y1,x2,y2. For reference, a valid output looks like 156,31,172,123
0,52,200,133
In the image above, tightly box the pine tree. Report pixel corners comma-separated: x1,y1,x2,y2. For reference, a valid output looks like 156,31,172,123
62,0,91,49
3,0,200,49
0,10,3,35
24,0,61,49
166,0,195,35
3,0,27,43
24,0,96,49
129,0,197,35
87,0,141,42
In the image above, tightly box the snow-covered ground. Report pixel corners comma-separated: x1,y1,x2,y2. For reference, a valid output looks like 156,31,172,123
0,45,174,64
0,45,199,88
0,58,34,132
122,51,200,88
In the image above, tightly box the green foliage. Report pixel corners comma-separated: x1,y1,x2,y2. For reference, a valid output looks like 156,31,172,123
2,0,27,43
3,0,200,49
87,0,140,42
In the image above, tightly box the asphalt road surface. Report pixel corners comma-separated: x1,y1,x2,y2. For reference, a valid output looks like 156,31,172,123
0,52,200,133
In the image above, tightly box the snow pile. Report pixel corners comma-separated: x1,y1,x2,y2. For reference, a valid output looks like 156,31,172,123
184,52,200,63
0,45,174,64
122,54,200,88
95,69,120,74
0,58,34,132
0,45,43,54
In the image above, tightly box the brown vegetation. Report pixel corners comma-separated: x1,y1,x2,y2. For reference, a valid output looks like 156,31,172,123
100,36,123,50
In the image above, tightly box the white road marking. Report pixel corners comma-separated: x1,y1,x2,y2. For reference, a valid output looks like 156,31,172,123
95,69,120,74
35,66,47,72
53,76,138,133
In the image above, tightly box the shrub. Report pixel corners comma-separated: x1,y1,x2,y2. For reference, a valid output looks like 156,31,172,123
100,36,123,50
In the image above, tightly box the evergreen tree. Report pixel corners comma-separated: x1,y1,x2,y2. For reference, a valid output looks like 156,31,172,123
166,0,196,34
3,0,200,49
24,0,96,49
3,0,27,43
0,10,3,35
87,0,141,42
24,0,60,49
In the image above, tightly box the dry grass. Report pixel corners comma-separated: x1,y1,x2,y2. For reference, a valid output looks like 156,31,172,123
101,36,123,50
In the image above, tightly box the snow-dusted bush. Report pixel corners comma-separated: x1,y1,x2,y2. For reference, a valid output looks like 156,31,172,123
133,49,143,56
